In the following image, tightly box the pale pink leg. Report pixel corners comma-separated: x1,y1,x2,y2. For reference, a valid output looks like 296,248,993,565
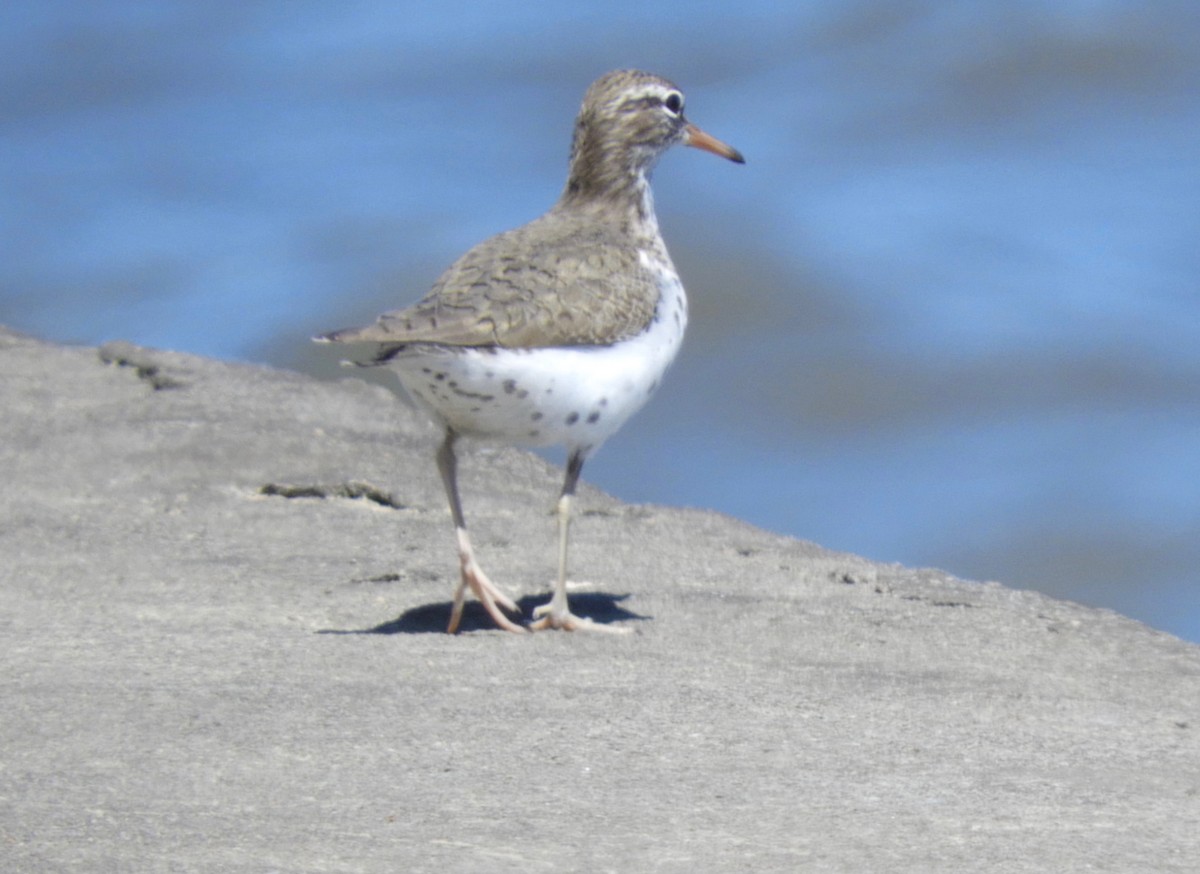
437,431,525,634
529,466,628,634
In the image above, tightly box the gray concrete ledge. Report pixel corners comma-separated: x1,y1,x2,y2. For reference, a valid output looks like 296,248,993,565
2,325,1197,872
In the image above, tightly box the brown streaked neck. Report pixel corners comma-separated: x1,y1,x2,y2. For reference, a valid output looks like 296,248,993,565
555,127,662,232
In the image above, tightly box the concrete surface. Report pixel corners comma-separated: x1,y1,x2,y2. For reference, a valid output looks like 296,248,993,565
2,325,1197,872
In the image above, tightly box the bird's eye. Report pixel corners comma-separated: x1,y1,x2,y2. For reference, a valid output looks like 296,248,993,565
663,92,684,116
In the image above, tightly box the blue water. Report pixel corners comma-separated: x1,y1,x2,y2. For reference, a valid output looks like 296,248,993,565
3,2,1198,642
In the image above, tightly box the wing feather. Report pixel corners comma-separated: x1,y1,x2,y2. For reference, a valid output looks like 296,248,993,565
318,212,661,351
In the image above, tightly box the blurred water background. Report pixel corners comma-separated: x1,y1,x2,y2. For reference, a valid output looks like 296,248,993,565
3,2,1197,641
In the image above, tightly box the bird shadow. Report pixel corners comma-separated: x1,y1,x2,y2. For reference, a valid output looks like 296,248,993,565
317,592,648,635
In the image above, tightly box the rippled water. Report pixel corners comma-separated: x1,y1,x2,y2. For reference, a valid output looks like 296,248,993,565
3,2,1197,640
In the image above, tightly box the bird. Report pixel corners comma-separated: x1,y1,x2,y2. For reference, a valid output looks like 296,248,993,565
316,69,743,633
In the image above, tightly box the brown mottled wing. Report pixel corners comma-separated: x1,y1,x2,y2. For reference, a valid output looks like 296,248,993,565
320,212,659,351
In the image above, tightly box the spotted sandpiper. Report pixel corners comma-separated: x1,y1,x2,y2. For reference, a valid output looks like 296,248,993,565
316,69,743,633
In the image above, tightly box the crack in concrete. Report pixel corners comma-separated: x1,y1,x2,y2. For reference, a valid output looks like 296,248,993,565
259,481,405,509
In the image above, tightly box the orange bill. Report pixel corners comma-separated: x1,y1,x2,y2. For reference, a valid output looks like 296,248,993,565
684,123,745,164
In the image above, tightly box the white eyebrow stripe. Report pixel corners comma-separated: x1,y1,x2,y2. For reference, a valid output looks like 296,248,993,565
620,86,681,109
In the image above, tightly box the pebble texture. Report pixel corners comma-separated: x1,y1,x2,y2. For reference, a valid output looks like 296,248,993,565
2,325,1197,872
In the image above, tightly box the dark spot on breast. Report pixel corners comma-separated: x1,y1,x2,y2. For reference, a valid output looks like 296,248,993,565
565,412,579,426
503,379,517,394
528,429,540,438
586,411,600,424
435,372,446,381
531,412,543,421
516,389,529,399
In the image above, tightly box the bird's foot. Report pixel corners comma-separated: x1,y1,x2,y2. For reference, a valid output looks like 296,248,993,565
529,598,629,634
447,551,525,634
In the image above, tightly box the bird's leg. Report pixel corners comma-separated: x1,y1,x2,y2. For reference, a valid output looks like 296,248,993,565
531,450,626,633
436,431,525,634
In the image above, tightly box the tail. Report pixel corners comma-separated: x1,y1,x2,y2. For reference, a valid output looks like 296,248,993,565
311,329,403,367
311,328,350,344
